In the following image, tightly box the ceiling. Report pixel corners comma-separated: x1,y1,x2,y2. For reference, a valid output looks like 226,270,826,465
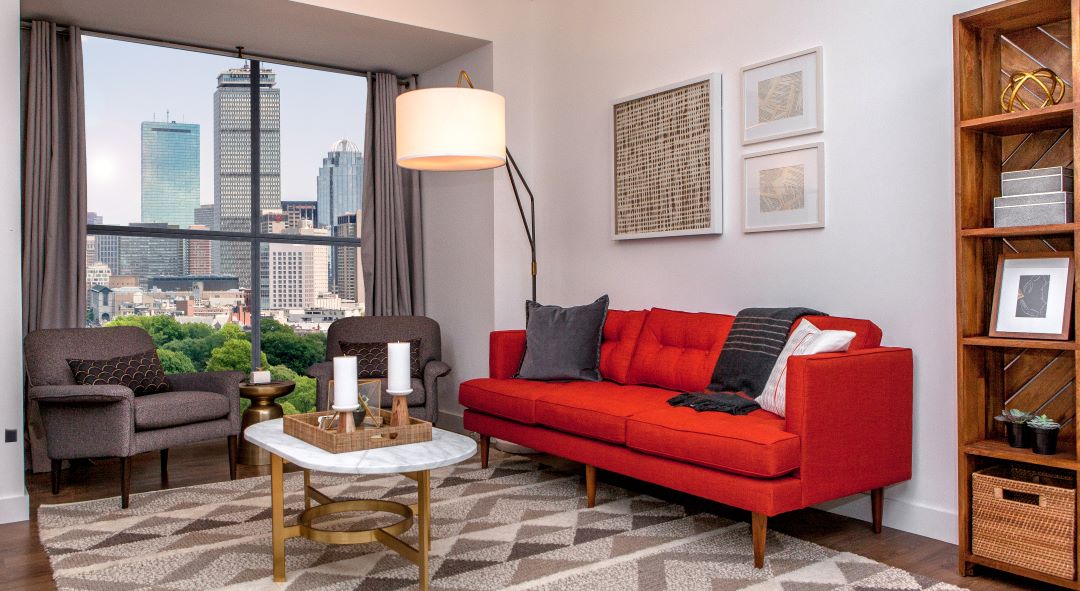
20,0,489,76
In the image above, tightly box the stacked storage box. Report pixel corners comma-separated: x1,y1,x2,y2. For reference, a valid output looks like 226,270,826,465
994,166,1074,228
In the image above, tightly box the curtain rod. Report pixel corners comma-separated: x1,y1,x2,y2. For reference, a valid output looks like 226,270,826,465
19,19,416,83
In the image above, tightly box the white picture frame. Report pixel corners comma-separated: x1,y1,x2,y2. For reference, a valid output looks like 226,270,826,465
743,142,824,233
741,47,823,145
990,254,1075,340
610,74,722,240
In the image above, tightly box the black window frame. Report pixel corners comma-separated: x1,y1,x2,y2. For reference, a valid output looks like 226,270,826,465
84,38,366,370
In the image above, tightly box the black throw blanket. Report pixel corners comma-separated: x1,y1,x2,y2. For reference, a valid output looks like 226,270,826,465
668,392,761,415
708,307,825,398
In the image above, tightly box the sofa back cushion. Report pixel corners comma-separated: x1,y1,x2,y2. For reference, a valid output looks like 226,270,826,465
801,315,882,350
599,309,648,384
626,308,734,392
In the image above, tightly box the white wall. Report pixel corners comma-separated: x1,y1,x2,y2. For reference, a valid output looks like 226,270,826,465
1,0,28,524
419,44,496,429
275,0,982,543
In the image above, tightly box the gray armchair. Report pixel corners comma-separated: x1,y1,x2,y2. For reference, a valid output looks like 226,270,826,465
307,316,451,423
24,326,244,508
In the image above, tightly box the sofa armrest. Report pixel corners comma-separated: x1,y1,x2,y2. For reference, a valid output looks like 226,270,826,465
490,330,526,379
785,347,913,506
30,384,134,404
307,361,335,411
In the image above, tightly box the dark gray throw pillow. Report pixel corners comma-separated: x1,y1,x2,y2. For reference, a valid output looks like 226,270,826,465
517,295,609,381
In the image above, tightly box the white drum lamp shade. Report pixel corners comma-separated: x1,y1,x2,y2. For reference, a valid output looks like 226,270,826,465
396,87,506,171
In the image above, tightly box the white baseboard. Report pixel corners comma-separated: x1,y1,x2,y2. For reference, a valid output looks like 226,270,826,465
816,492,957,544
0,490,29,524
437,411,465,434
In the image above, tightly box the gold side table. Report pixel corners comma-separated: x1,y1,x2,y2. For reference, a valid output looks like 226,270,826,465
238,380,295,466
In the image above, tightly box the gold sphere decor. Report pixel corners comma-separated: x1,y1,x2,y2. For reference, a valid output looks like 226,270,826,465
1000,68,1067,113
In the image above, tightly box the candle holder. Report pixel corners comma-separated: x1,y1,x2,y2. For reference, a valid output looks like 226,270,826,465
327,379,383,429
386,389,413,427
330,404,360,433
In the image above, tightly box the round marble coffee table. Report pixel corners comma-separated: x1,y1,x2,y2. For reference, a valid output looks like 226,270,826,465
244,419,476,589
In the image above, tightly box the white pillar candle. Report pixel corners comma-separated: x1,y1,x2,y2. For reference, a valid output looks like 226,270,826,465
250,369,271,384
387,342,412,392
333,356,359,408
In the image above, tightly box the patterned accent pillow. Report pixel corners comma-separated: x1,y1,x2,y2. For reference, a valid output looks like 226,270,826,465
67,349,171,396
339,339,422,379
757,320,855,417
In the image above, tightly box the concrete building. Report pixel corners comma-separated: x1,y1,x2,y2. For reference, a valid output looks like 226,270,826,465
96,234,120,274
141,120,199,227
86,262,111,288
214,65,280,287
282,200,317,229
148,275,240,292
117,223,184,285
315,139,362,228
332,212,361,303
261,227,330,310
185,224,212,275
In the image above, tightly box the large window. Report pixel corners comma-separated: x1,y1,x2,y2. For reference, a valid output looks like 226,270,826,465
83,36,367,414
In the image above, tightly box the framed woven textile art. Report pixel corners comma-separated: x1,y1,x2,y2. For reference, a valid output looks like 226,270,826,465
741,47,823,145
611,74,722,240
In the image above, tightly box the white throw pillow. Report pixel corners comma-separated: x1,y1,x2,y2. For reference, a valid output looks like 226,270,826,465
758,319,856,417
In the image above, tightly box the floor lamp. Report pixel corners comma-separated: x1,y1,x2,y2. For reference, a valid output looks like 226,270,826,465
396,70,538,302
396,71,539,455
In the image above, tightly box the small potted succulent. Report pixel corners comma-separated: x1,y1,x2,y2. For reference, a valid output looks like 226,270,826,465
1028,414,1062,455
994,409,1033,448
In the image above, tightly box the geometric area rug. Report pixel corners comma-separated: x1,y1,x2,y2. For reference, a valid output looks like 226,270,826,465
38,452,967,591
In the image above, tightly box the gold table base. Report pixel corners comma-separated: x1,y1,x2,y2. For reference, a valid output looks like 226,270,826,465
270,454,431,589
239,381,294,466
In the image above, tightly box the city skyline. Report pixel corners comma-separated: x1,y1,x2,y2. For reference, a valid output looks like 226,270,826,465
83,35,366,227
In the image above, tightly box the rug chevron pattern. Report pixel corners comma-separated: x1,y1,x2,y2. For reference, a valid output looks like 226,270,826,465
38,453,965,591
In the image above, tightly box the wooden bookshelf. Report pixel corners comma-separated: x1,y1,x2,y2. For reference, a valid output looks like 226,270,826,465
955,0,1080,587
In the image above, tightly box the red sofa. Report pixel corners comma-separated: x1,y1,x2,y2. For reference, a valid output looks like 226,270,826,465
460,308,913,567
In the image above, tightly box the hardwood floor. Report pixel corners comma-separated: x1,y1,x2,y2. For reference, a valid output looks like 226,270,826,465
0,438,1056,591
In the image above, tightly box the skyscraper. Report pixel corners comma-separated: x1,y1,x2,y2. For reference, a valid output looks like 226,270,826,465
194,204,216,229
87,211,103,225
96,234,121,274
260,227,330,310
186,225,212,275
141,120,200,227
316,139,362,228
214,65,280,286
282,200,317,229
118,223,185,284
332,212,362,303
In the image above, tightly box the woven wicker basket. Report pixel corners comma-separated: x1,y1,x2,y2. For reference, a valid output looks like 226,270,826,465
972,464,1076,580
283,409,432,453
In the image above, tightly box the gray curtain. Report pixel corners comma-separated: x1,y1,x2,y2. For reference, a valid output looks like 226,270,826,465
361,72,424,316
22,21,87,472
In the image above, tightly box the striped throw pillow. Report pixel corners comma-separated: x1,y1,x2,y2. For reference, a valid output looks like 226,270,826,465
758,320,855,417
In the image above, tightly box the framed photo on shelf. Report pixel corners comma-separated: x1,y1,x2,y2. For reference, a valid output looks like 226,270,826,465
610,73,722,240
743,142,824,233
990,253,1075,340
741,47,823,145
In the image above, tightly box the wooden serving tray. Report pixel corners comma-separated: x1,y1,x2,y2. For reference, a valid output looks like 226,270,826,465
283,409,432,453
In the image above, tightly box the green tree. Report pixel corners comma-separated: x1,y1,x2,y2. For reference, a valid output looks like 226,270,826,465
156,348,196,374
108,315,184,347
262,329,324,375
206,339,267,372
181,322,214,340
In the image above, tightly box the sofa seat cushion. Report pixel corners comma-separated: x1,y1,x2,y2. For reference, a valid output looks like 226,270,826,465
534,382,674,444
625,406,800,478
459,378,567,424
134,390,231,431
626,308,734,392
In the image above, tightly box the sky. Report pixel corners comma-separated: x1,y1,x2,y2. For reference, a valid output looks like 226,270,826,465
83,35,367,226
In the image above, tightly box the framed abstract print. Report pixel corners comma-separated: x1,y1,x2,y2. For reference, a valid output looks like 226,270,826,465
741,47,823,145
742,142,824,233
990,253,1074,340
611,74,722,240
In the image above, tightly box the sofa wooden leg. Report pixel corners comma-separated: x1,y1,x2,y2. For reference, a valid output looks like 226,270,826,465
51,459,61,495
160,449,169,485
585,464,596,508
120,457,132,509
752,512,767,568
227,435,238,481
479,434,490,469
871,487,884,534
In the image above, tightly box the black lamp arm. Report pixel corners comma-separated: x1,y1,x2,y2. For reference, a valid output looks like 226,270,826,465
504,147,537,302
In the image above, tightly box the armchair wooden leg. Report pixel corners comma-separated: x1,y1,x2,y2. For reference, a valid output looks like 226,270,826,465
585,464,597,508
120,457,132,509
752,512,767,569
160,449,169,486
479,434,490,469
871,487,884,534
50,459,61,495
227,435,238,481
